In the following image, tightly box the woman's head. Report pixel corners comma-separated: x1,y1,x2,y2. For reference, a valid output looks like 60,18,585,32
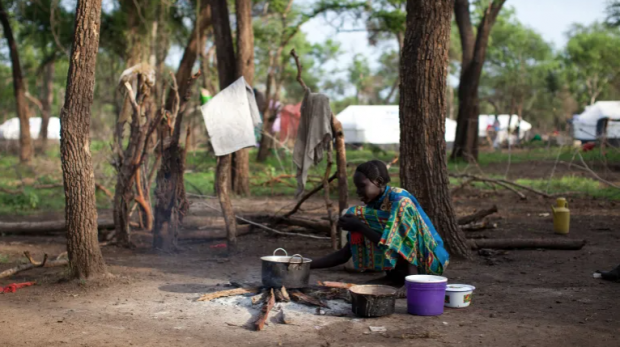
354,160,391,204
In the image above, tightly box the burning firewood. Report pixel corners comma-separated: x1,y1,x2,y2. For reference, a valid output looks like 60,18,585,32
197,287,259,302
254,289,275,331
317,281,356,289
250,290,267,305
274,287,290,302
289,289,330,308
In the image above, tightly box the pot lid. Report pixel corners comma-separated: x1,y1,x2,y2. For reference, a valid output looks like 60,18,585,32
446,284,476,292
405,275,448,283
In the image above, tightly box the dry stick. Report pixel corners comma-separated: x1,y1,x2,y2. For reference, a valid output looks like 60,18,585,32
0,251,68,279
290,48,339,249
576,151,620,190
546,144,564,194
451,178,474,196
457,205,498,225
283,174,337,218
255,289,276,331
450,173,552,198
191,199,330,240
197,287,259,302
492,180,526,200
332,116,348,215
323,140,338,250
95,183,114,200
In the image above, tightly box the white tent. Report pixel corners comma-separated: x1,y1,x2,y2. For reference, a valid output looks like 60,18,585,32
572,101,620,141
0,117,61,140
335,105,457,144
478,115,532,145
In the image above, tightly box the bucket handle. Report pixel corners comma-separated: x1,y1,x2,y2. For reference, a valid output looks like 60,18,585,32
273,248,288,256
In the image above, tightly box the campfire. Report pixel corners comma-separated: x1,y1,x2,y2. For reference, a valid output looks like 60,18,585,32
197,282,353,331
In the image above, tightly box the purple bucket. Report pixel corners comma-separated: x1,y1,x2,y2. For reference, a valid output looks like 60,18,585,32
406,275,448,316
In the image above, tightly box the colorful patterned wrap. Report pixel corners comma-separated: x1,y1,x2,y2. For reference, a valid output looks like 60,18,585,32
346,186,449,275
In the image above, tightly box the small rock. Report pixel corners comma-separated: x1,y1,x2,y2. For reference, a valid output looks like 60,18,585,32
489,313,496,318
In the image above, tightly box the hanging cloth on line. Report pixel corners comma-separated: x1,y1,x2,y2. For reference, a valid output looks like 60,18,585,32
201,77,261,156
293,87,333,198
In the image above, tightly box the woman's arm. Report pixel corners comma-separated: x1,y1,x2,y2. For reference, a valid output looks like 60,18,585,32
310,243,352,269
338,215,381,244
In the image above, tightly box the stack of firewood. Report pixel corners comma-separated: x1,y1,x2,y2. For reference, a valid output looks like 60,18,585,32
197,283,350,331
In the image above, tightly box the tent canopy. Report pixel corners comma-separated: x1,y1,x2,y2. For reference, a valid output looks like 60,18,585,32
572,101,620,140
478,115,532,138
336,105,457,144
0,117,61,140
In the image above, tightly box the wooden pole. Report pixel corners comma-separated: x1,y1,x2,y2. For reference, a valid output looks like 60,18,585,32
216,155,238,252
331,116,348,214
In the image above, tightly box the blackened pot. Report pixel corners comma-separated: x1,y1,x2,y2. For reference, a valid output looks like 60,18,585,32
349,285,397,318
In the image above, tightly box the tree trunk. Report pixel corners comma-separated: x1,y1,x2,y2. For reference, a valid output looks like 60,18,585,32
59,0,108,278
0,0,33,162
211,0,238,251
165,0,211,111
331,117,348,214
39,60,55,150
400,0,470,259
256,52,285,162
451,0,505,162
231,0,255,196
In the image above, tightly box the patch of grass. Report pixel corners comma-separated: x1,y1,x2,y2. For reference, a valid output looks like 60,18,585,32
0,254,9,264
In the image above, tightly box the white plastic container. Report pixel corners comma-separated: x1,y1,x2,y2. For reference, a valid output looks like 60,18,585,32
444,284,476,308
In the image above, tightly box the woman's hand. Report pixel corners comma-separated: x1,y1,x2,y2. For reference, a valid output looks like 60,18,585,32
338,214,363,231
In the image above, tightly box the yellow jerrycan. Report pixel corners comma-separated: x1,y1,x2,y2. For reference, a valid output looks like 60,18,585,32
551,198,570,234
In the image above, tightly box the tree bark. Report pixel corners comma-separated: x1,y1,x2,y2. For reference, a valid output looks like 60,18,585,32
59,0,107,278
0,0,33,162
400,0,470,258
451,0,505,162
331,117,348,214
211,0,238,251
165,0,211,111
231,0,255,196
39,60,55,150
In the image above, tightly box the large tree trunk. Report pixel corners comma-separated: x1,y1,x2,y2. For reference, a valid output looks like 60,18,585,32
211,0,238,251
231,0,255,196
400,0,469,258
450,0,505,162
59,0,107,278
0,0,33,162
39,60,55,150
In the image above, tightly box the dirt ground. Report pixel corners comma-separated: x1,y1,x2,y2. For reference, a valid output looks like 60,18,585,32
1,189,619,346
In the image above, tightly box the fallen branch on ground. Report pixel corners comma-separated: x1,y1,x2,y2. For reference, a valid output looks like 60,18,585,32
0,219,115,235
254,289,275,331
317,281,356,289
197,286,259,302
289,289,329,308
469,238,586,250
450,173,552,198
0,251,69,279
460,219,497,232
457,205,498,225
451,178,474,196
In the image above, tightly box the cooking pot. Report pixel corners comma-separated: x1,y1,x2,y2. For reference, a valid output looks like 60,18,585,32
349,285,397,318
261,248,311,289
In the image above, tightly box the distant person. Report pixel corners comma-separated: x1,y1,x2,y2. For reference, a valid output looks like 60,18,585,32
310,160,450,290
492,118,501,150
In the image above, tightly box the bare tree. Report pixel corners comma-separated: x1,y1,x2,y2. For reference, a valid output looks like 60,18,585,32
59,0,108,278
451,0,506,162
0,0,33,162
400,0,470,258
231,0,256,196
